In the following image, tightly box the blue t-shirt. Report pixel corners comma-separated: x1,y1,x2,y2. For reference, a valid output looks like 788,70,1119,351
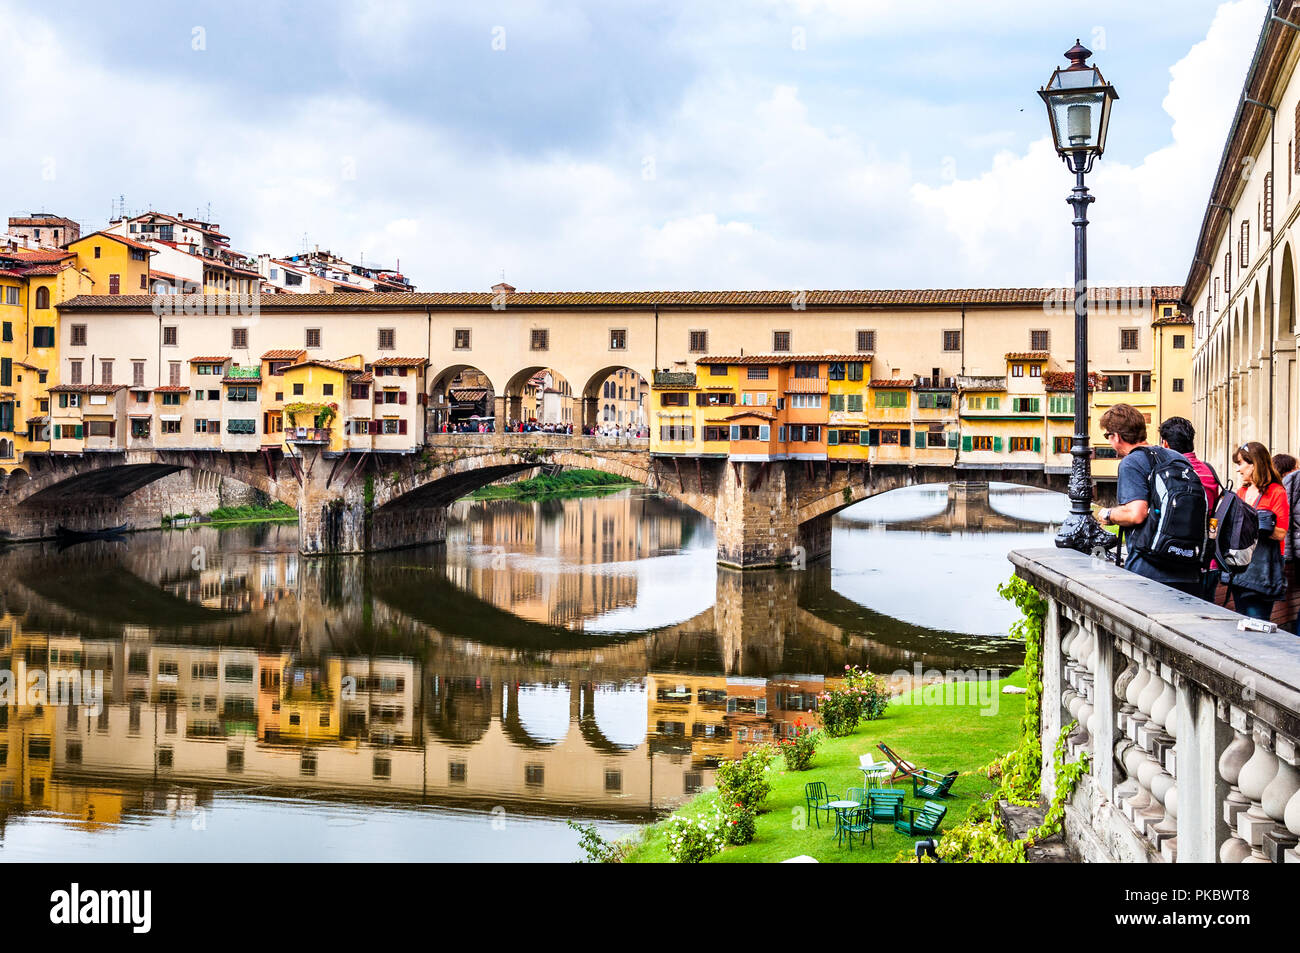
1116,445,1201,586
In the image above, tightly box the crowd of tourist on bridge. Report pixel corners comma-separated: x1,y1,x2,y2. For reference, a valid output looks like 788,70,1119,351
436,419,650,438
1097,403,1299,631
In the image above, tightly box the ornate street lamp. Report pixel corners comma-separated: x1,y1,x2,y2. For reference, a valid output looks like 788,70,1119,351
1039,40,1119,555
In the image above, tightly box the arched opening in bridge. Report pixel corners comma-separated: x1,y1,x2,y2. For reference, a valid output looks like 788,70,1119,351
428,364,497,433
502,366,575,431
581,365,651,434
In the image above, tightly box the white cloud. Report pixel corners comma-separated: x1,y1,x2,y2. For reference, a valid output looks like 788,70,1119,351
0,0,1271,292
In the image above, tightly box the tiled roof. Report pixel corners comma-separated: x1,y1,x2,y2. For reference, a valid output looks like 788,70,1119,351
722,409,777,421
48,383,125,394
697,353,870,366
154,385,190,393
261,349,307,361
1153,314,1194,326
55,287,1184,311
784,378,828,393
280,359,367,374
450,388,488,400
1005,351,1050,361
351,372,374,384
8,249,73,263
73,230,155,253
223,376,261,385
189,356,228,364
372,357,428,367
870,379,914,388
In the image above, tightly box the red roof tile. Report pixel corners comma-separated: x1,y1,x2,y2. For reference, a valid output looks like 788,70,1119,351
261,349,307,361
372,357,428,367
189,356,229,364
870,379,914,388
1005,351,1050,361
54,287,1184,311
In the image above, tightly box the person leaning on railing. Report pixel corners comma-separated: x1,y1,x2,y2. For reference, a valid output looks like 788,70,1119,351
1277,452,1300,633
1223,442,1290,622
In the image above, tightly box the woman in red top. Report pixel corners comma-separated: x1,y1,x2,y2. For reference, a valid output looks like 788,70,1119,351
1227,441,1290,620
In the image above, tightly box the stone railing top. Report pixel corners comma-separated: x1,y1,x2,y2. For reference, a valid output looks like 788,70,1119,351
1010,548,1300,740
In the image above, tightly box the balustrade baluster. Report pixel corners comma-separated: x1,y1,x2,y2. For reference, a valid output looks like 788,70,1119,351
1218,718,1256,863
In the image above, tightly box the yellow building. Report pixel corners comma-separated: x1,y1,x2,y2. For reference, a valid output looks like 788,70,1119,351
651,295,1192,484
66,231,153,297
0,248,93,461
280,355,365,454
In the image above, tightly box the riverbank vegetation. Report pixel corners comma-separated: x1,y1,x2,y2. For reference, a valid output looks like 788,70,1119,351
469,468,634,500
618,667,1026,863
162,502,296,526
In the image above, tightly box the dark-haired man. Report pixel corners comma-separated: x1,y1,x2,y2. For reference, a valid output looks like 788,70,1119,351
1095,403,1203,595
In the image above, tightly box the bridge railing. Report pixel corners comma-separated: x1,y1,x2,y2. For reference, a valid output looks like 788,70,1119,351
426,433,649,451
1010,547,1300,864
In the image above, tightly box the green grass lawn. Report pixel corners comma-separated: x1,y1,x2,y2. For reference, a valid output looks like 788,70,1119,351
624,668,1026,863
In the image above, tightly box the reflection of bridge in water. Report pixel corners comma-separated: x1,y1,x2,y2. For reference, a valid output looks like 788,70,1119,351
0,522,1024,829
839,482,1059,535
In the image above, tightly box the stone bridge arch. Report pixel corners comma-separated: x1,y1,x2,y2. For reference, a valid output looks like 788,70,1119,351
0,449,301,539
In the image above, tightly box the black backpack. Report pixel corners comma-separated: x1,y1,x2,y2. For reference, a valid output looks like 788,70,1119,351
1207,468,1260,572
1125,447,1209,569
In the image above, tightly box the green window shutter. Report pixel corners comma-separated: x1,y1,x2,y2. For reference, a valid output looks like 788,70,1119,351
75,425,84,440
914,430,925,448
993,436,1003,453
1,322,11,342
899,429,909,446
989,397,999,409
828,429,839,446
948,431,959,449
59,393,68,408
53,425,60,440
1034,437,1042,452
860,430,870,444
962,435,971,452
1031,398,1040,413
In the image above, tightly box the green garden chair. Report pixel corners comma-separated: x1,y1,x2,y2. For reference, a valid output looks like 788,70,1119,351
911,768,959,799
865,789,905,825
804,781,838,829
837,806,874,850
894,800,947,837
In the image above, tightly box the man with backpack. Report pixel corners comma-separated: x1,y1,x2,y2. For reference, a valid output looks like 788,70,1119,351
1158,416,1220,599
1095,404,1207,596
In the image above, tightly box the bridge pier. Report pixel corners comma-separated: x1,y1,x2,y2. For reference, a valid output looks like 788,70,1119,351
713,460,831,570
296,457,448,556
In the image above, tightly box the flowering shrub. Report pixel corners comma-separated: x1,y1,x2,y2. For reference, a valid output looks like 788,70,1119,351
776,722,821,771
665,810,727,863
715,745,776,814
723,801,757,845
818,665,889,737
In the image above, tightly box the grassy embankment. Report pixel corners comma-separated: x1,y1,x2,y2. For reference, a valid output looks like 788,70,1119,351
470,468,635,500
623,668,1026,863
162,502,297,526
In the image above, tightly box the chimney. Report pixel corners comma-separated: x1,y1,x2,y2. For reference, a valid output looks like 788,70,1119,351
491,281,516,293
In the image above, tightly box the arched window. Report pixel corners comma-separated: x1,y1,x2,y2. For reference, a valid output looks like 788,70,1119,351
34,287,50,309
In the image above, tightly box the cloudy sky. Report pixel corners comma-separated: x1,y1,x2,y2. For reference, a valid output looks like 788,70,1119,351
2,0,1267,291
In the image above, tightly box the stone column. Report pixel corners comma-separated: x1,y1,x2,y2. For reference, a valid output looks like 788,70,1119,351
1174,676,1229,863
1040,599,1064,801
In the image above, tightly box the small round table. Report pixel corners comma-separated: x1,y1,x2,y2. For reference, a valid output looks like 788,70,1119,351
825,800,862,845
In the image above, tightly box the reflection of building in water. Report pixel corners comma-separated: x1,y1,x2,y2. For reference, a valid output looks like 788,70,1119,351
646,671,846,766
446,492,687,629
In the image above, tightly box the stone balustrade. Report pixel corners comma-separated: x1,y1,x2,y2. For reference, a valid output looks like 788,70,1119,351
1010,548,1300,863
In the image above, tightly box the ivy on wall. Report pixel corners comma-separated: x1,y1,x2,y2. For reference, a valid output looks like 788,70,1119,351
923,575,1090,863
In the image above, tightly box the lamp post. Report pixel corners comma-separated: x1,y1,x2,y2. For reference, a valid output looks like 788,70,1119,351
1039,40,1119,555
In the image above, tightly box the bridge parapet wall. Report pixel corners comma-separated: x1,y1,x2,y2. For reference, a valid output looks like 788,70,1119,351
1011,548,1300,864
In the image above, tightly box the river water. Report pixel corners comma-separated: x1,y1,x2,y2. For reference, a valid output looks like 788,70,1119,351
0,483,1060,862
